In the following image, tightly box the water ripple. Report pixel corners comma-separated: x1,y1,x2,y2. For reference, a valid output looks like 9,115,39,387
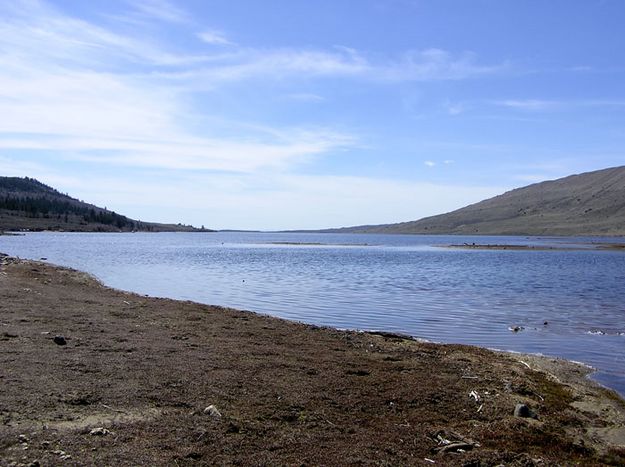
1,231,624,395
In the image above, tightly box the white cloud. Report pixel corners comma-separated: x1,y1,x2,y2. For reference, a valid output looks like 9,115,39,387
216,48,369,79
443,101,465,115
67,132,352,172
0,1,355,174
496,100,558,111
128,0,189,24
197,30,234,46
495,99,625,112
0,1,208,68
0,1,510,229
383,49,507,81
424,161,436,167
161,47,505,87
286,93,326,102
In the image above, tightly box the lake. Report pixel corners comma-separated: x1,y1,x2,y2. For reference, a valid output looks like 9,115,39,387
1,231,624,395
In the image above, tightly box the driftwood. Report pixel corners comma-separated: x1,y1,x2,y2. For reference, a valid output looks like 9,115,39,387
431,429,480,454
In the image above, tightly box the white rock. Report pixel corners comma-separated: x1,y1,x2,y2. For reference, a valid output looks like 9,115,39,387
203,405,222,418
89,427,111,436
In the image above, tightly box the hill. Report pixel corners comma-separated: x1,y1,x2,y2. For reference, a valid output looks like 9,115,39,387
325,166,625,236
0,176,208,232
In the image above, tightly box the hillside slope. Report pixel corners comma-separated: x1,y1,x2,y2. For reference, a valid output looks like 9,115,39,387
330,166,625,236
0,177,207,232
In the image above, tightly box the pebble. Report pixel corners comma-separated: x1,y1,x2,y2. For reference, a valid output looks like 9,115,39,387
53,335,67,346
89,427,111,436
18,434,29,444
513,403,537,419
203,405,222,418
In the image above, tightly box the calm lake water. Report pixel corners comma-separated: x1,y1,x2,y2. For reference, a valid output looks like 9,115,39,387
1,232,624,395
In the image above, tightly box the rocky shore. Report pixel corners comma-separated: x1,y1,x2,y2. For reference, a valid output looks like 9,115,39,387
1,254,624,466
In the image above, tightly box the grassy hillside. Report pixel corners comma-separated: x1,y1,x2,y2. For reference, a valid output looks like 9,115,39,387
326,166,625,236
0,177,209,233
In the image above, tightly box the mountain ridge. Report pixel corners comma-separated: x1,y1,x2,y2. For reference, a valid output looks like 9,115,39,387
0,176,210,232
318,166,625,236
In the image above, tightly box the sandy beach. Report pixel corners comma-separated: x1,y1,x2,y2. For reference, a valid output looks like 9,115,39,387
1,254,624,466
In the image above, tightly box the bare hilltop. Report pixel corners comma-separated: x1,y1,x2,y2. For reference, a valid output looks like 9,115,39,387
327,166,625,236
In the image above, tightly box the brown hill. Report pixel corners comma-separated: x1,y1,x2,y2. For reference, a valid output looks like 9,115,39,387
330,166,625,236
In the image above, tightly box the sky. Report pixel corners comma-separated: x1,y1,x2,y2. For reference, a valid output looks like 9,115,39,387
1,0,625,230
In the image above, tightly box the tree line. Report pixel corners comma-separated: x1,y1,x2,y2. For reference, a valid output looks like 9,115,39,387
0,195,136,229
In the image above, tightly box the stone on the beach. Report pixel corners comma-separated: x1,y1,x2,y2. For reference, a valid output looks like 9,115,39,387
89,427,111,436
53,335,67,346
203,405,222,418
18,434,29,444
513,403,537,418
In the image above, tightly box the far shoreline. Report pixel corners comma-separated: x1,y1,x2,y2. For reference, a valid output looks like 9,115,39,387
441,242,625,252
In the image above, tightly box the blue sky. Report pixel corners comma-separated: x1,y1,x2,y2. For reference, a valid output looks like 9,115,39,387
1,0,624,230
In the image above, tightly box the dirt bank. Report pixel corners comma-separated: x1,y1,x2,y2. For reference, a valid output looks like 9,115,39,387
1,254,624,466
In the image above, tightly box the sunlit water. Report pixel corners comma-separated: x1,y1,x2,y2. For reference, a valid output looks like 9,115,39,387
2,232,624,395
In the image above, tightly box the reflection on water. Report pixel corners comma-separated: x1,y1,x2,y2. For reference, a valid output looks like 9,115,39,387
1,232,624,395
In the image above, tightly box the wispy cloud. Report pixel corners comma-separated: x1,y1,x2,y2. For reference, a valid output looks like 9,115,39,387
496,99,557,111
285,93,326,102
0,0,511,230
0,0,355,174
164,47,506,87
423,159,454,168
495,99,625,111
197,30,234,46
0,0,208,68
382,49,507,81
127,0,190,24
443,101,465,115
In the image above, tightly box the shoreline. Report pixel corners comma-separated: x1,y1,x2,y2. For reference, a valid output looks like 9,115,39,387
1,254,624,465
442,242,625,252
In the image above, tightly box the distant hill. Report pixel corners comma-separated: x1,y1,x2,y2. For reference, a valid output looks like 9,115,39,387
323,166,625,236
0,176,210,232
